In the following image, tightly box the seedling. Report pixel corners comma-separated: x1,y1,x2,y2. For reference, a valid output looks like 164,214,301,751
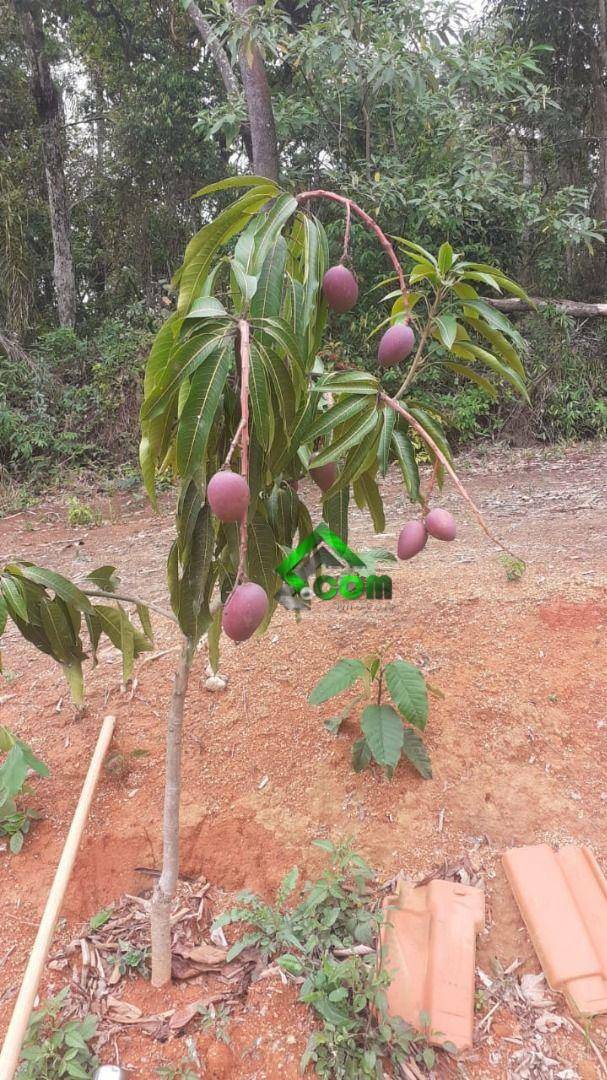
309,655,432,778
111,940,150,978
67,497,101,528
0,727,48,854
18,987,99,1078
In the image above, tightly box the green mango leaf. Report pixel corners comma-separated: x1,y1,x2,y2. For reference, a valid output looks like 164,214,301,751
249,344,275,451
443,361,498,400
433,313,458,350
192,175,281,199
175,337,233,477
250,236,288,321
308,659,367,705
40,598,80,664
1,575,30,623
86,566,120,593
17,566,94,614
378,406,396,477
184,296,228,319
207,606,222,675
62,658,84,705
384,660,428,730
437,241,454,274
0,595,7,637
9,831,24,855
310,408,378,469
401,726,433,779
391,429,420,502
304,396,370,442
352,737,373,773
353,471,385,533
360,705,404,770
323,486,350,544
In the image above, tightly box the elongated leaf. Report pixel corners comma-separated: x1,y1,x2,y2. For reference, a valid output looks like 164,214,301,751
184,296,227,320
141,327,230,422
243,194,297,280
40,598,78,664
86,566,120,592
401,727,432,779
391,429,420,502
437,242,454,274
378,406,396,477
313,371,379,395
304,396,370,442
323,485,350,544
251,236,287,324
207,606,222,674
384,660,428,730
465,344,528,399
249,344,274,451
360,705,404,769
308,659,367,705
395,237,438,268
256,342,296,431
176,338,233,477
433,314,458,350
193,175,280,199
324,420,381,496
246,516,279,629
310,408,377,468
17,566,93,614
353,472,385,533
0,595,6,637
462,298,520,339
463,316,526,376
250,316,303,372
443,361,498,399
177,187,276,312
1,576,28,623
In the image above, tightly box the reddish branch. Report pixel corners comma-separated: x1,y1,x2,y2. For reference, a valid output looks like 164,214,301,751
340,199,352,265
296,190,409,308
236,319,251,584
381,393,515,557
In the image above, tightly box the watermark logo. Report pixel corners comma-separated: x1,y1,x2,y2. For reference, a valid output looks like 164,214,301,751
276,523,392,608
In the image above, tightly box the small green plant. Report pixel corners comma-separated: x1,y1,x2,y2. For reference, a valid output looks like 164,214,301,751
213,840,445,1077
309,655,432,779
67,497,101,528
18,988,99,1079
198,1003,231,1045
111,939,150,978
0,727,48,853
89,907,113,931
499,554,526,582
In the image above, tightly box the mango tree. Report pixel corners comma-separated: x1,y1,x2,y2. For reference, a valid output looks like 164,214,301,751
0,174,528,985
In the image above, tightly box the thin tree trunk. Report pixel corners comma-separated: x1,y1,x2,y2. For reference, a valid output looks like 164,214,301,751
150,636,194,986
233,0,279,180
595,0,607,236
183,0,254,167
17,1,76,328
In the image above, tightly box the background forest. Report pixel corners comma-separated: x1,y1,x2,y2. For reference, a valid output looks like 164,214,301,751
1,0,607,500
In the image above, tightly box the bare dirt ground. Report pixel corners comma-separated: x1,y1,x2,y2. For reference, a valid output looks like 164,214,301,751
1,441,606,1079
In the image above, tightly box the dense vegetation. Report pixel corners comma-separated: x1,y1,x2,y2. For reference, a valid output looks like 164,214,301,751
1,0,606,497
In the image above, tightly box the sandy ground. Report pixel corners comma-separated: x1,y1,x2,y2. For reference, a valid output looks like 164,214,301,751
1,441,606,1078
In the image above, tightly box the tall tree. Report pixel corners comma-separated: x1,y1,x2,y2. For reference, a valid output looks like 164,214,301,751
13,0,76,328
233,0,279,180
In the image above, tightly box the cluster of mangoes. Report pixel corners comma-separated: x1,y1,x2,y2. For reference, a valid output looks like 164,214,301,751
322,263,415,366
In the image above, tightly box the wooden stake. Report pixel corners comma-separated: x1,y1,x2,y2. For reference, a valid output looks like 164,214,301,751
0,714,116,1080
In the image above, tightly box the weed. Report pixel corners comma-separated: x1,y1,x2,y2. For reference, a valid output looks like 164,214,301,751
0,727,48,853
499,555,526,581
67,497,101,528
198,1003,231,1045
89,907,113,932
111,940,150,978
213,840,450,1077
18,987,99,1078
309,655,432,779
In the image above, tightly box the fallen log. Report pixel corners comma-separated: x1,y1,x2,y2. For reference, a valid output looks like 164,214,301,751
486,297,607,318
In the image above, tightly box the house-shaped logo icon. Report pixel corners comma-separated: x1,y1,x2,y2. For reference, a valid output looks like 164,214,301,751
276,523,392,608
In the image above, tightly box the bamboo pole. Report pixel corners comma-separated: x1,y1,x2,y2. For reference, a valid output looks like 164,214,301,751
0,714,116,1080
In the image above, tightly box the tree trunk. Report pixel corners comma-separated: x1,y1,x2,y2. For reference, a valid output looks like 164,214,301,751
150,637,194,986
183,0,254,168
595,0,607,232
233,0,279,180
17,1,76,328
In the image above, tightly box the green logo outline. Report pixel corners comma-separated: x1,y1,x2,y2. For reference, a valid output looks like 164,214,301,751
276,523,366,595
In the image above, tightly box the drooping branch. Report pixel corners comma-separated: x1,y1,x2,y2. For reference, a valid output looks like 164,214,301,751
296,190,409,306
380,392,516,557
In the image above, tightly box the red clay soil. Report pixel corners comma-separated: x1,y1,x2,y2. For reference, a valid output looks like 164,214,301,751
1,442,607,1078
